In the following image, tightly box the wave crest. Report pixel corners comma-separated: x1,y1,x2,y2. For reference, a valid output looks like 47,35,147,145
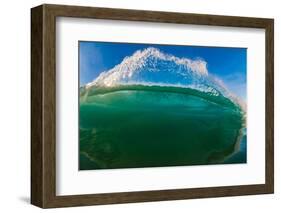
84,47,245,111
87,47,208,87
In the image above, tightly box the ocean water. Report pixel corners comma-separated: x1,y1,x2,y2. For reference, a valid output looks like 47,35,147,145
79,47,246,170
79,85,246,170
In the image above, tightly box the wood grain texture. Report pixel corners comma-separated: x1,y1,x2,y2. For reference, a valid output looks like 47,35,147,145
265,20,274,193
31,5,43,207
31,4,274,208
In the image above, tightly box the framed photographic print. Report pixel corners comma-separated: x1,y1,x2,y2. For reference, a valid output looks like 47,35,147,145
31,4,274,208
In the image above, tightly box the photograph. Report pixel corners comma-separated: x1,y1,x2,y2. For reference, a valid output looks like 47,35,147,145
79,41,247,170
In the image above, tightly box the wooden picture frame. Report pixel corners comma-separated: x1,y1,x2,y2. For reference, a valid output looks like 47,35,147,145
31,4,274,208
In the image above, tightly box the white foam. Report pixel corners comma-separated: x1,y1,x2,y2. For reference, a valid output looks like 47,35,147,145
85,47,245,110
87,47,207,88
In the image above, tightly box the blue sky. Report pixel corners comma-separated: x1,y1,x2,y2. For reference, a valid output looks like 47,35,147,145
79,41,246,100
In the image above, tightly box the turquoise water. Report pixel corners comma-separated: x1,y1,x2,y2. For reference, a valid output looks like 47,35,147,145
79,85,246,170
224,134,247,163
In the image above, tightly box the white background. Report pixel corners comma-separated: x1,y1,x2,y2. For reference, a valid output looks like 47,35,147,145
57,18,265,195
0,0,279,212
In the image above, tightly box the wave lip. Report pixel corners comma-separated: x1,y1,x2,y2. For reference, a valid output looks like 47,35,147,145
87,47,208,88
83,47,245,111
81,84,242,113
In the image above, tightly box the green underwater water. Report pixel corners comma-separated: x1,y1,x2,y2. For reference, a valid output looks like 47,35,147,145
79,85,246,170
